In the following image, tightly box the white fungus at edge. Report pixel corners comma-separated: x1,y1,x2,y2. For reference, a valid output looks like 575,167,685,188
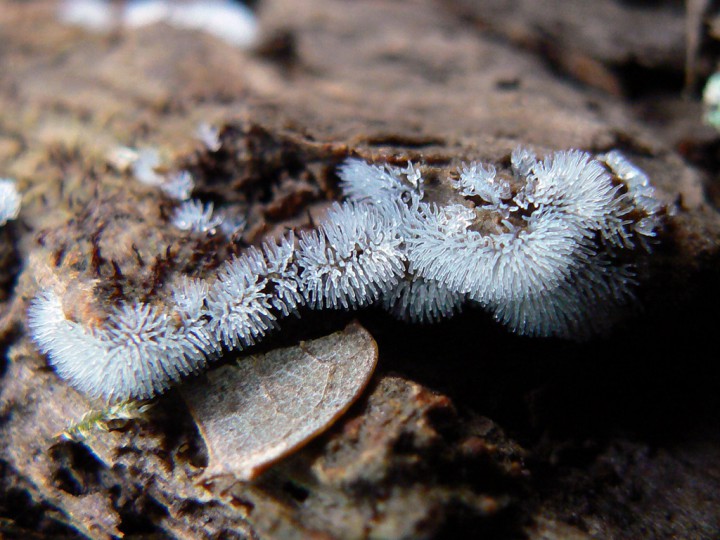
60,0,259,49
0,178,21,226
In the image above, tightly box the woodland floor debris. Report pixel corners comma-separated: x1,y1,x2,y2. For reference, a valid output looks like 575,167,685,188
1,0,720,538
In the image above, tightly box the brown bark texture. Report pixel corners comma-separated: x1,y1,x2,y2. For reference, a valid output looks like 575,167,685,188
1,0,720,538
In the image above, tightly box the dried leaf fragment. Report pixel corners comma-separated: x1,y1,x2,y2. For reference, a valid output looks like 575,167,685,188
182,322,378,481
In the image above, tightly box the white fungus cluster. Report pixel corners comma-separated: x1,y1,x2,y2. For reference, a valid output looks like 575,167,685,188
60,0,258,48
171,200,224,233
109,146,196,201
28,288,214,401
0,178,21,226
297,202,405,310
171,200,247,237
112,144,246,237
28,148,663,402
28,234,301,402
403,148,661,337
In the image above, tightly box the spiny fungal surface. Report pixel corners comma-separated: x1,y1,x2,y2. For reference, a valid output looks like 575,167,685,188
27,147,664,402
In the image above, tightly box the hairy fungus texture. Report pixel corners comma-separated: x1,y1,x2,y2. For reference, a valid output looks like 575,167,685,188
28,147,663,402
400,148,661,337
296,202,406,310
338,159,424,208
28,289,213,401
172,200,223,233
27,236,302,402
205,235,302,349
382,276,466,323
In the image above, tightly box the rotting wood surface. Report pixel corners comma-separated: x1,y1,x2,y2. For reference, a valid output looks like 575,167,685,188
2,1,720,538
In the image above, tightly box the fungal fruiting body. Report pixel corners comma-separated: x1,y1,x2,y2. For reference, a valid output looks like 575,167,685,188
28,233,301,402
28,288,214,402
172,200,223,233
0,178,21,226
28,148,664,402
340,149,661,334
400,148,655,338
60,0,259,49
296,202,406,310
703,72,720,130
